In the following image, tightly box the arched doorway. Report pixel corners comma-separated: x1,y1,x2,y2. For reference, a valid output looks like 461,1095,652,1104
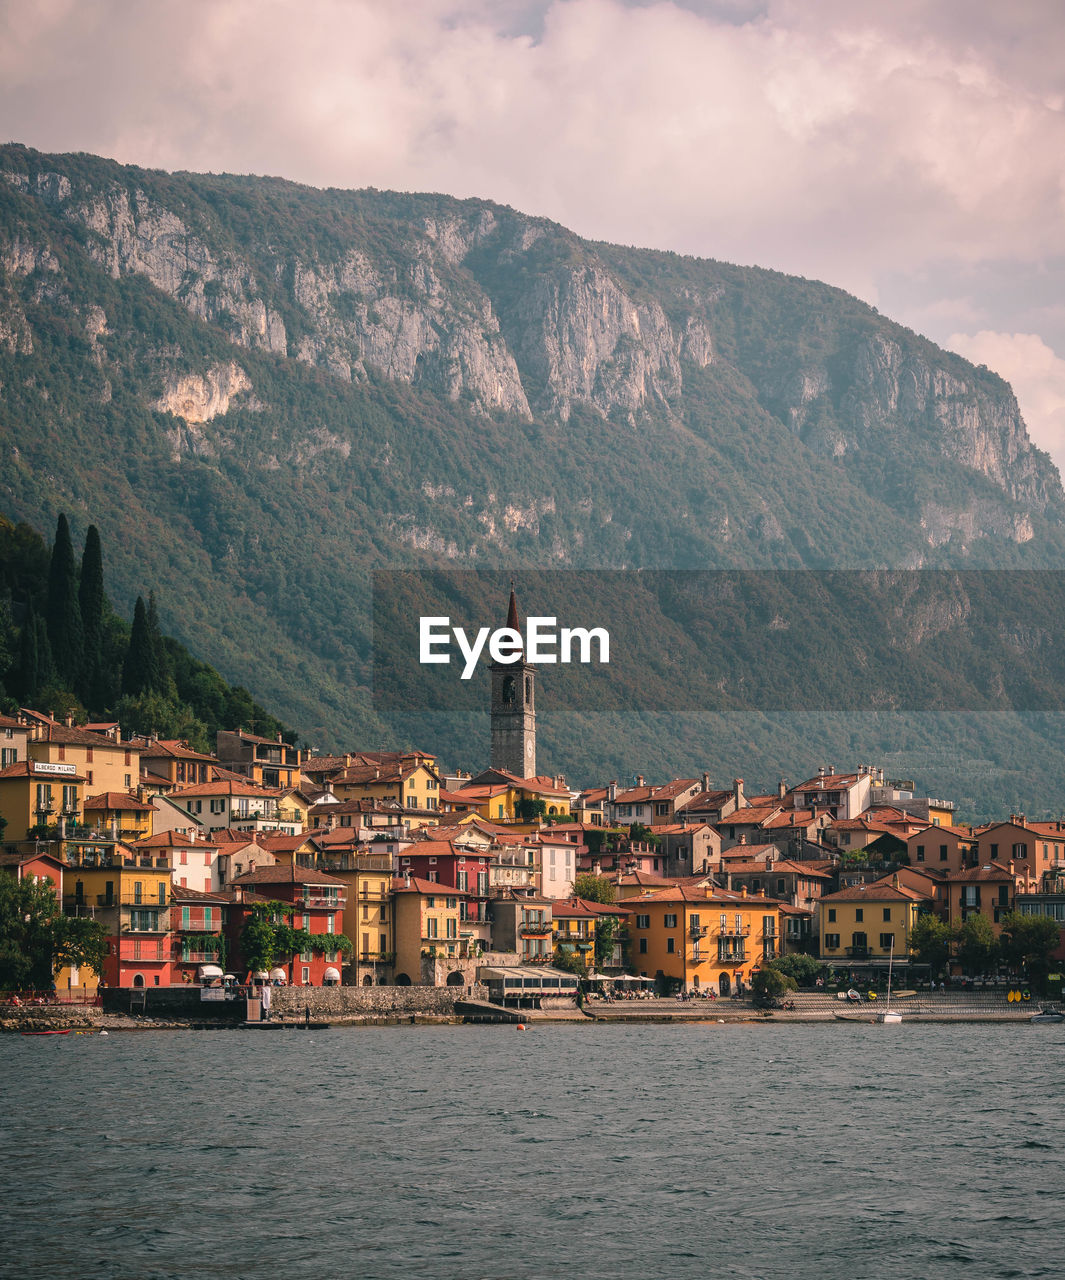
718,972,730,996
395,973,412,986
446,971,464,986
362,974,373,986
132,974,145,988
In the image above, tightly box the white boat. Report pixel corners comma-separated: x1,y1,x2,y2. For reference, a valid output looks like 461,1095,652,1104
876,939,903,1024
1030,1006,1065,1024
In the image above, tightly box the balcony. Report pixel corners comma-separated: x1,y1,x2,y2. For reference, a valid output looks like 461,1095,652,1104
520,922,552,937
847,946,870,958
717,948,747,964
689,924,709,938
718,925,751,938
300,894,347,909
179,949,222,964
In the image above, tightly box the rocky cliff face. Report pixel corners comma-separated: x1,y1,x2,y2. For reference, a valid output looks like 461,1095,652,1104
1,146,1061,558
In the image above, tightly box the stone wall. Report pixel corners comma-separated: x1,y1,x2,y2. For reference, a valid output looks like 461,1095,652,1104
271,983,488,1019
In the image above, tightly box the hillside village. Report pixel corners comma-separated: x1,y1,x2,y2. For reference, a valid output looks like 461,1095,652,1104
2,592,1064,1008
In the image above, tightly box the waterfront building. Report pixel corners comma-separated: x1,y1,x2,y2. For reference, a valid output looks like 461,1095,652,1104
226,863,348,985
944,861,1025,937
392,873,470,983
0,758,86,838
26,718,140,796
623,884,783,995
170,884,228,984
82,791,154,841
818,876,925,974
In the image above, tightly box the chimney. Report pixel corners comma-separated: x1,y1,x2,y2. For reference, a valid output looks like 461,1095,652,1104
636,775,644,787
741,886,748,898
608,781,617,802
702,772,710,792
818,765,826,780
892,873,899,888
778,778,787,799
733,778,745,806
404,869,412,888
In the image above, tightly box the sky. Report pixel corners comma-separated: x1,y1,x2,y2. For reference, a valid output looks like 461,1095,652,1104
2,0,1065,466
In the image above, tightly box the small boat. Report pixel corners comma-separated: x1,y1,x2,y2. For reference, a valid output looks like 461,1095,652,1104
20,1029,70,1036
1030,1006,1065,1024
876,939,903,1024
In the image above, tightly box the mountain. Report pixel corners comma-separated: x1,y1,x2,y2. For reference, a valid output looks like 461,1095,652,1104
2,142,1064,814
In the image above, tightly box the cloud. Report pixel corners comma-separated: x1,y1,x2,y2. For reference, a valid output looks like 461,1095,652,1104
947,330,1065,472
0,1,1063,314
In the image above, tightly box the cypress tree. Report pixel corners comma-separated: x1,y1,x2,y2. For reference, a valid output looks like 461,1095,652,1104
122,596,153,696
33,612,56,693
16,607,39,703
45,514,82,688
146,591,171,693
78,525,106,709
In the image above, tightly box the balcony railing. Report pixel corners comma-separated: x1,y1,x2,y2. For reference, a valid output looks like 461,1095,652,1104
717,947,747,963
520,922,552,936
847,946,870,958
689,924,709,938
179,950,222,963
717,925,751,937
300,895,347,909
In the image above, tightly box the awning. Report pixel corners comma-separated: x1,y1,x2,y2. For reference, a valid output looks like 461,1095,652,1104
269,967,287,982
323,966,340,981
254,970,270,980
198,965,223,978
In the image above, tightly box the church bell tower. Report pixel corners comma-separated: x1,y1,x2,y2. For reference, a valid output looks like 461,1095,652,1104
490,588,536,778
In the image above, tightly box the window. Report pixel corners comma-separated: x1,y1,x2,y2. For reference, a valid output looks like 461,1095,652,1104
180,850,187,865
915,844,925,862
457,871,468,892
302,967,310,984
636,914,650,929
666,937,675,953
883,908,891,922
426,917,438,938
639,938,648,954
446,918,457,939
880,932,894,949
855,908,863,922
939,845,948,862
828,908,836,922
157,883,165,904
327,916,335,934
181,906,190,928
0,748,15,766
777,878,786,894
664,913,677,928
999,885,1008,906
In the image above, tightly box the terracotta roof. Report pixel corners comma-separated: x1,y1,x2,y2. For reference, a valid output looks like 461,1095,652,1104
170,780,280,799
720,805,783,826
948,862,1019,882
0,760,86,781
821,883,925,903
551,896,629,918
83,791,154,812
170,883,228,904
133,831,218,849
796,773,861,790
623,884,779,906
391,875,467,896
727,859,832,878
231,864,347,888
32,722,137,749
136,738,218,763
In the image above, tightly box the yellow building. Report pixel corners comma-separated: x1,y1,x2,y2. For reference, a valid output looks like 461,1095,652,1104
310,828,396,985
82,791,154,841
63,845,173,988
330,756,443,815
819,877,926,972
0,760,85,838
625,884,784,996
392,874,468,983
444,769,572,823
27,720,140,795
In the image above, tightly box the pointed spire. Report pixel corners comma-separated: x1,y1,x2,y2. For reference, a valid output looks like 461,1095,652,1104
506,584,521,632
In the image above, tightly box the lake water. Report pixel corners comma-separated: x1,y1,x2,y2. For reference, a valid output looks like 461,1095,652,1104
2,1022,1062,1279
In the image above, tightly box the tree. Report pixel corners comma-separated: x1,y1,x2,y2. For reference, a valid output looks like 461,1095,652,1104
769,953,826,986
0,875,106,990
122,596,157,696
629,822,661,847
516,796,547,823
908,915,956,978
45,514,83,688
998,912,1061,994
78,525,107,708
956,914,998,977
573,873,616,904
552,945,588,977
239,903,278,973
593,915,622,969
751,966,797,1006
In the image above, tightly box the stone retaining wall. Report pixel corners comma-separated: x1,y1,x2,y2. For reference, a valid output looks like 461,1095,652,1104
271,983,488,1018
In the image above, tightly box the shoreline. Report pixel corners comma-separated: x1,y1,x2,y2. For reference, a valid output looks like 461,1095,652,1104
2,998,1047,1033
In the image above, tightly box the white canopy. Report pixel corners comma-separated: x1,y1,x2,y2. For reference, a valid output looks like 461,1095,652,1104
269,967,287,982
254,970,270,980
198,965,223,979
323,966,340,981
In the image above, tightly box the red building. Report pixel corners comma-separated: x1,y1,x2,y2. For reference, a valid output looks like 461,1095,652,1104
400,838,493,952
225,864,348,985
171,884,229,983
